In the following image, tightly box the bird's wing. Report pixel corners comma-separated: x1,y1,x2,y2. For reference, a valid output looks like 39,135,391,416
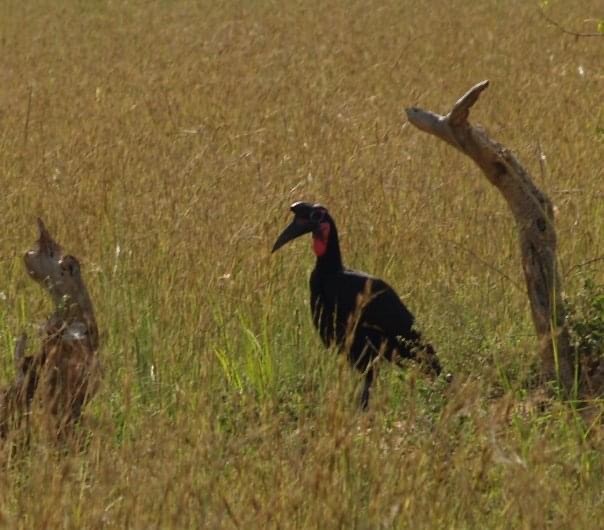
345,272,416,338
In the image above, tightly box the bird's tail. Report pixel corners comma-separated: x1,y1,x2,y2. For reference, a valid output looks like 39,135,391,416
399,329,442,378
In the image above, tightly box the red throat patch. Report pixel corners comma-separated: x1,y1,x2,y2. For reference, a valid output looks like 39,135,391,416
312,222,331,257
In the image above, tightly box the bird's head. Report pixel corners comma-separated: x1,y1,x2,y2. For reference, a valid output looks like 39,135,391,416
272,202,333,257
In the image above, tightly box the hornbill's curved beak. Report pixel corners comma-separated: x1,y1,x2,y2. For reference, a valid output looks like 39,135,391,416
272,219,313,253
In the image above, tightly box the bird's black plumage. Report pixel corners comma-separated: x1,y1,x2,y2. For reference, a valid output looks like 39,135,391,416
272,201,442,408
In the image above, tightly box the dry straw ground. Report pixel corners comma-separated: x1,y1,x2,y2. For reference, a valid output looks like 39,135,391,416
0,0,603,528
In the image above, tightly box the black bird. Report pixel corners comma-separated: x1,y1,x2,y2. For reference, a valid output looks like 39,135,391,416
272,201,442,408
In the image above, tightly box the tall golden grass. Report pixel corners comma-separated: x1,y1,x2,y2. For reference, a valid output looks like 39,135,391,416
0,0,603,527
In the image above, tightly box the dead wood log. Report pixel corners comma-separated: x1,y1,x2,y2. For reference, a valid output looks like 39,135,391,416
405,81,575,394
0,219,101,439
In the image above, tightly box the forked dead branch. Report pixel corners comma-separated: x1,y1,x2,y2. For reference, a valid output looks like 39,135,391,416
0,220,101,439
406,81,576,394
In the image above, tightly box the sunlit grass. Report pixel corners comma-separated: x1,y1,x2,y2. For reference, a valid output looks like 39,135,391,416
0,0,603,527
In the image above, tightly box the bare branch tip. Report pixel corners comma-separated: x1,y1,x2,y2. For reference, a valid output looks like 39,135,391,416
448,80,490,125
459,80,490,107
404,106,421,118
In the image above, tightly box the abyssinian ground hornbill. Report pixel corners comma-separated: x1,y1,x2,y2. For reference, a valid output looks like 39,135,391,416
272,201,443,408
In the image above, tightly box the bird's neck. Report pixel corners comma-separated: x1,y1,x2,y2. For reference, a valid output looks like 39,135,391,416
313,221,343,273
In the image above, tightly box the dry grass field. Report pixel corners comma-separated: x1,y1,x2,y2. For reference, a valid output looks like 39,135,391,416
0,0,603,527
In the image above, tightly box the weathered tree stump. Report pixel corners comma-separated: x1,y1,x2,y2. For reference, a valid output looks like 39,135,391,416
405,81,575,394
0,219,101,439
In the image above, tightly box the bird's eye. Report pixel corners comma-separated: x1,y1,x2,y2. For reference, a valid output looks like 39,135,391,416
309,209,324,223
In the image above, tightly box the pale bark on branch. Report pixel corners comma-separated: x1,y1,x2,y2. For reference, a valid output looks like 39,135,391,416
1,220,101,440
406,81,574,392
